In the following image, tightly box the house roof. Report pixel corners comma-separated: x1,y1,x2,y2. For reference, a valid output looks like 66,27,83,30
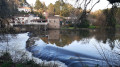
47,16,61,19
18,7,31,9
14,14,30,18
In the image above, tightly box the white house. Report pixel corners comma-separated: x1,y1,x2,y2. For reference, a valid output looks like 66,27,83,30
14,15,40,24
18,7,31,13
27,15,40,24
14,15,29,24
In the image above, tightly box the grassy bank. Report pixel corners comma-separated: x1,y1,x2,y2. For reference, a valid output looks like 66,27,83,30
0,27,22,34
61,25,98,30
61,24,120,30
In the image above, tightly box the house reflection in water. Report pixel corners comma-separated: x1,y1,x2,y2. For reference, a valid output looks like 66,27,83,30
41,30,60,45
41,30,86,47
48,30,60,40
41,30,82,47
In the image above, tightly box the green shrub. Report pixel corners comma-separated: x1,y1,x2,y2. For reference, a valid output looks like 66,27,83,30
89,25,96,29
77,19,90,28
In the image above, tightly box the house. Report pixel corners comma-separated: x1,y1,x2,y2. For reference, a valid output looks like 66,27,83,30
27,15,40,23
18,7,31,13
31,19,47,23
14,14,40,24
14,15,29,24
47,16,62,29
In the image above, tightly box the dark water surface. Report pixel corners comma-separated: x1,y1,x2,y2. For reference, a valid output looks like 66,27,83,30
0,28,120,67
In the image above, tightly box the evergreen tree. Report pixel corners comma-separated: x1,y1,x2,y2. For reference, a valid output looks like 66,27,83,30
34,0,43,10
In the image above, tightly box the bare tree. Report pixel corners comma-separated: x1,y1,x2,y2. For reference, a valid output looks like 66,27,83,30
74,0,100,28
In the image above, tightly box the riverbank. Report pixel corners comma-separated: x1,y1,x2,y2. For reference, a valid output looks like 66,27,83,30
61,24,120,30
61,26,98,30
0,53,56,67
0,33,67,67
0,28,19,34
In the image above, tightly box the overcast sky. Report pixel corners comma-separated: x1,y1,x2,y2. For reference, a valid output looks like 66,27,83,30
26,0,112,11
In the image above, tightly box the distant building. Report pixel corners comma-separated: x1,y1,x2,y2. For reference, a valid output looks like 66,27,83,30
18,7,31,13
48,16,62,29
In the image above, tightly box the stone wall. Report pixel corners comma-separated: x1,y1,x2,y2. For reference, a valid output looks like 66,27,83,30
48,19,60,29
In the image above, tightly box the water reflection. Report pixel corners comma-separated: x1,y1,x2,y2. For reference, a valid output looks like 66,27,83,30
26,28,120,66
1,28,120,67
93,28,117,50
27,28,120,49
29,29,90,47
0,33,67,67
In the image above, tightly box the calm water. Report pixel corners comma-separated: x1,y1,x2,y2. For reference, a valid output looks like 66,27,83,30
0,28,120,67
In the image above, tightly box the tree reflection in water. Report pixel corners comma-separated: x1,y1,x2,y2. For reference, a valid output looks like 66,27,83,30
26,28,120,49
1,28,120,66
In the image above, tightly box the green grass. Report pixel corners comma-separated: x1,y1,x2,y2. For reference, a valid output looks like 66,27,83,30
116,24,120,28
89,25,96,29
0,61,12,67
62,26,97,29
61,27,75,29
68,27,74,29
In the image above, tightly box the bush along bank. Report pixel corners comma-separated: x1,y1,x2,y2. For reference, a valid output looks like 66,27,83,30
0,53,58,67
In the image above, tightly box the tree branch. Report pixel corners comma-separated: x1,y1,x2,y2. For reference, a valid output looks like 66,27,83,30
88,0,100,13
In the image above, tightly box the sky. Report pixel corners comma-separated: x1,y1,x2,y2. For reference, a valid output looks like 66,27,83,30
26,0,112,11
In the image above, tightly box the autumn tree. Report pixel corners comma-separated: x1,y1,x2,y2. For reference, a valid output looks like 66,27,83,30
47,3,55,16
42,2,47,11
22,0,26,3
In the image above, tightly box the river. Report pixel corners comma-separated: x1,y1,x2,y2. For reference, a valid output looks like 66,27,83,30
0,28,120,67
